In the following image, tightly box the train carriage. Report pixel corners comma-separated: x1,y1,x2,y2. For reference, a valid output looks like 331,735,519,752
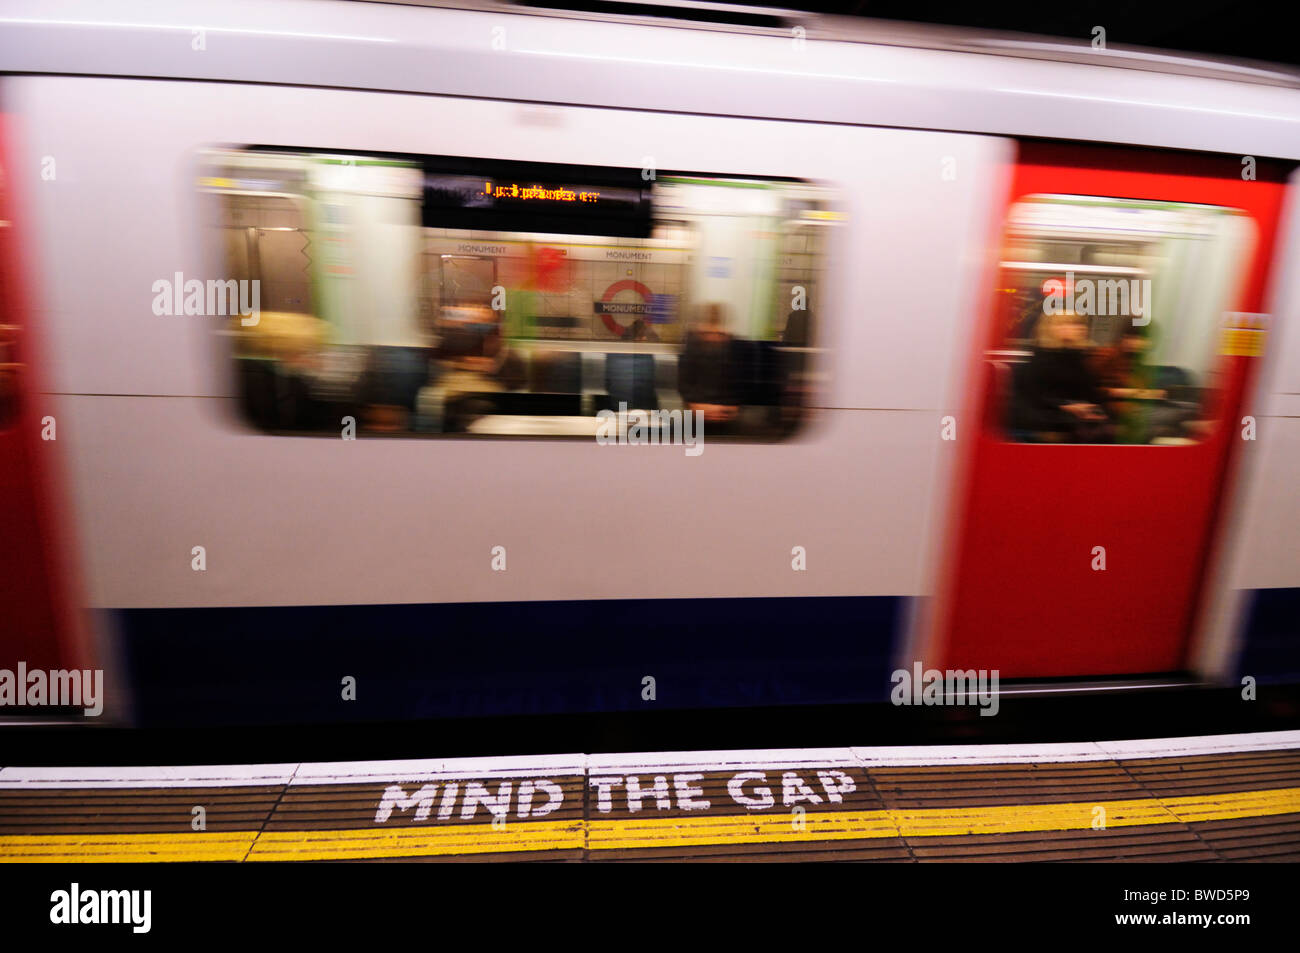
1,0,1299,729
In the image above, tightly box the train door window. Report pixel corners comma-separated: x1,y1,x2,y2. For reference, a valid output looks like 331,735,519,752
204,149,833,439
994,195,1254,444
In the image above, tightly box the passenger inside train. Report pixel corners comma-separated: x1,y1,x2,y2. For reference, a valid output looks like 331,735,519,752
678,302,740,429
209,149,828,441
996,194,1252,445
1009,308,1114,443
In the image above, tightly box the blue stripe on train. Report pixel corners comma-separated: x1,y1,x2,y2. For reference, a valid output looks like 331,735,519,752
1236,587,1300,684
111,595,905,726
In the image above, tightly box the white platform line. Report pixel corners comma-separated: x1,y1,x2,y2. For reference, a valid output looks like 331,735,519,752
0,763,300,788
855,730,1300,766
1,730,1297,787
291,753,588,785
588,747,860,773
1097,730,1300,759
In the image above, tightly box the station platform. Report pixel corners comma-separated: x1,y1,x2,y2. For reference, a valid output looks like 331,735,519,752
2,730,1299,862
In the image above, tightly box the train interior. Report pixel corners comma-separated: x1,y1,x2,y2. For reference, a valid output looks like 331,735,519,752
205,149,832,441
992,194,1254,445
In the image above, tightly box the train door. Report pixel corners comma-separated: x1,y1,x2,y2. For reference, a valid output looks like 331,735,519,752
0,112,88,680
932,142,1290,678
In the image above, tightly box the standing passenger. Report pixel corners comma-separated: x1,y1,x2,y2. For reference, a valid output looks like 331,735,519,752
678,303,739,427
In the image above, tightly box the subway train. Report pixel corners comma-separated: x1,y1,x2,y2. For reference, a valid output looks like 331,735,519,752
2,0,1299,730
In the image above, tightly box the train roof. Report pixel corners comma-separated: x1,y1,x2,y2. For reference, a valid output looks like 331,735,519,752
2,0,1299,159
392,0,1300,89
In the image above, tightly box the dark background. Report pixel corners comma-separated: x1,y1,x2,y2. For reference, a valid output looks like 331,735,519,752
722,0,1297,69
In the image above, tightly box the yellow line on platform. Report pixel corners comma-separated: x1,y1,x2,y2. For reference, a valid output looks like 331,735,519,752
248,820,586,860
0,831,258,863
2,786,1297,861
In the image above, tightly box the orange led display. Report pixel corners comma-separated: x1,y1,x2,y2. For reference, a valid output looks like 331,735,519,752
482,182,602,203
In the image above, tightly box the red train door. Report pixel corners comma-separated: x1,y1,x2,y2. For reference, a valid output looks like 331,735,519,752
0,112,89,680
932,142,1290,678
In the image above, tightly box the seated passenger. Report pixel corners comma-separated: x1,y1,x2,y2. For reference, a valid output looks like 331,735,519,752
434,302,510,431
1090,327,1163,442
359,346,431,433
678,303,739,426
1093,328,1207,442
231,311,330,430
1010,311,1113,443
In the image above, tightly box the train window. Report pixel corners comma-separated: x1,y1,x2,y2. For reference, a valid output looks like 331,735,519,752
202,149,831,439
992,194,1254,445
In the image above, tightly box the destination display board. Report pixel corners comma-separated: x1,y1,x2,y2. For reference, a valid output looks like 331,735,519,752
421,156,652,237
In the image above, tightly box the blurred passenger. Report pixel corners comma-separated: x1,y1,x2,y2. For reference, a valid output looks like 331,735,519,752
232,311,330,430
1093,328,1153,400
1007,288,1042,342
1091,327,1161,442
783,309,810,347
1093,327,1204,442
1010,311,1113,443
434,302,509,431
621,317,659,343
678,302,739,426
359,345,432,433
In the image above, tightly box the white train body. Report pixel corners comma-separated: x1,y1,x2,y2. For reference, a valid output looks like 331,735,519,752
1,0,1298,723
